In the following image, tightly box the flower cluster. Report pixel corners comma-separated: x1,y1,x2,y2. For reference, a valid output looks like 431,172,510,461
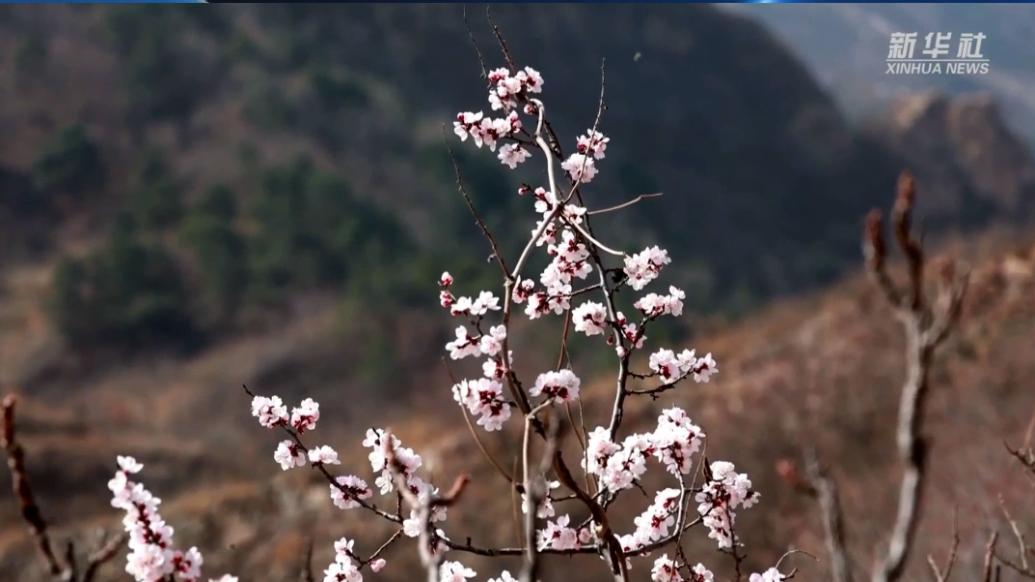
453,110,521,152
634,286,685,318
585,427,651,492
453,377,511,431
251,393,376,515
537,514,579,551
322,538,363,582
445,287,501,319
572,301,608,336
530,369,581,403
330,475,373,510
109,457,233,582
453,66,544,170
291,397,320,432
652,408,705,475
361,429,449,539
648,349,718,385
584,407,707,498
630,488,681,545
560,129,610,184
695,461,759,548
273,440,306,470
624,245,671,291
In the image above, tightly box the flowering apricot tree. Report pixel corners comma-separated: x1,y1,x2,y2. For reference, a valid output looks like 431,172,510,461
220,58,794,582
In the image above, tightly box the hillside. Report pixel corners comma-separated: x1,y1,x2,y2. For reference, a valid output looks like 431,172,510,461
2,228,1033,580
3,4,1026,321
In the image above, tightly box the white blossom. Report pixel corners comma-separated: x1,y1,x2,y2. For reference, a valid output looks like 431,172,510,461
561,153,598,183
696,461,758,548
576,129,609,160
498,143,531,169
749,568,787,582
446,326,481,360
572,301,608,336
308,445,340,466
291,397,320,433
635,286,685,318
273,440,306,471
479,325,507,357
330,475,372,510
530,369,581,403
251,395,289,428
651,555,684,582
538,515,579,551
440,561,476,582
624,246,671,291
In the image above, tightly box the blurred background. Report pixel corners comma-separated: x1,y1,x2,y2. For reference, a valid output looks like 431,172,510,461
0,4,1033,580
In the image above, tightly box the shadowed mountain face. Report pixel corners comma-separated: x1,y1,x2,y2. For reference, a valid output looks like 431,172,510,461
736,5,1035,144
865,92,1035,223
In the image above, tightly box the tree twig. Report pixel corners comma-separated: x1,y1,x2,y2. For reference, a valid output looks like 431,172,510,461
804,448,851,582
1,395,70,580
587,192,663,216
925,508,959,582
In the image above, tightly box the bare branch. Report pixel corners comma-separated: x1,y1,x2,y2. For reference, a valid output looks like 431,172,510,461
891,172,924,311
81,532,126,582
867,173,968,582
461,7,488,82
999,496,1030,573
804,449,851,582
983,531,1000,582
443,130,511,279
864,209,902,308
587,192,663,216
485,7,516,72
925,509,959,582
520,403,559,582
1,395,70,580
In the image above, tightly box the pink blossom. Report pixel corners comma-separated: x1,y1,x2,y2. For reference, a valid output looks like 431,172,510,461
561,153,598,183
273,440,306,471
498,143,530,169
572,301,608,336
530,369,581,403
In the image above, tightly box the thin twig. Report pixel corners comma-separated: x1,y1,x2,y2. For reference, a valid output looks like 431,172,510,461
462,7,488,82
81,532,126,582
485,7,516,71
443,129,511,279
804,448,851,582
443,359,515,484
983,531,1000,582
587,192,663,216
1000,496,1029,572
